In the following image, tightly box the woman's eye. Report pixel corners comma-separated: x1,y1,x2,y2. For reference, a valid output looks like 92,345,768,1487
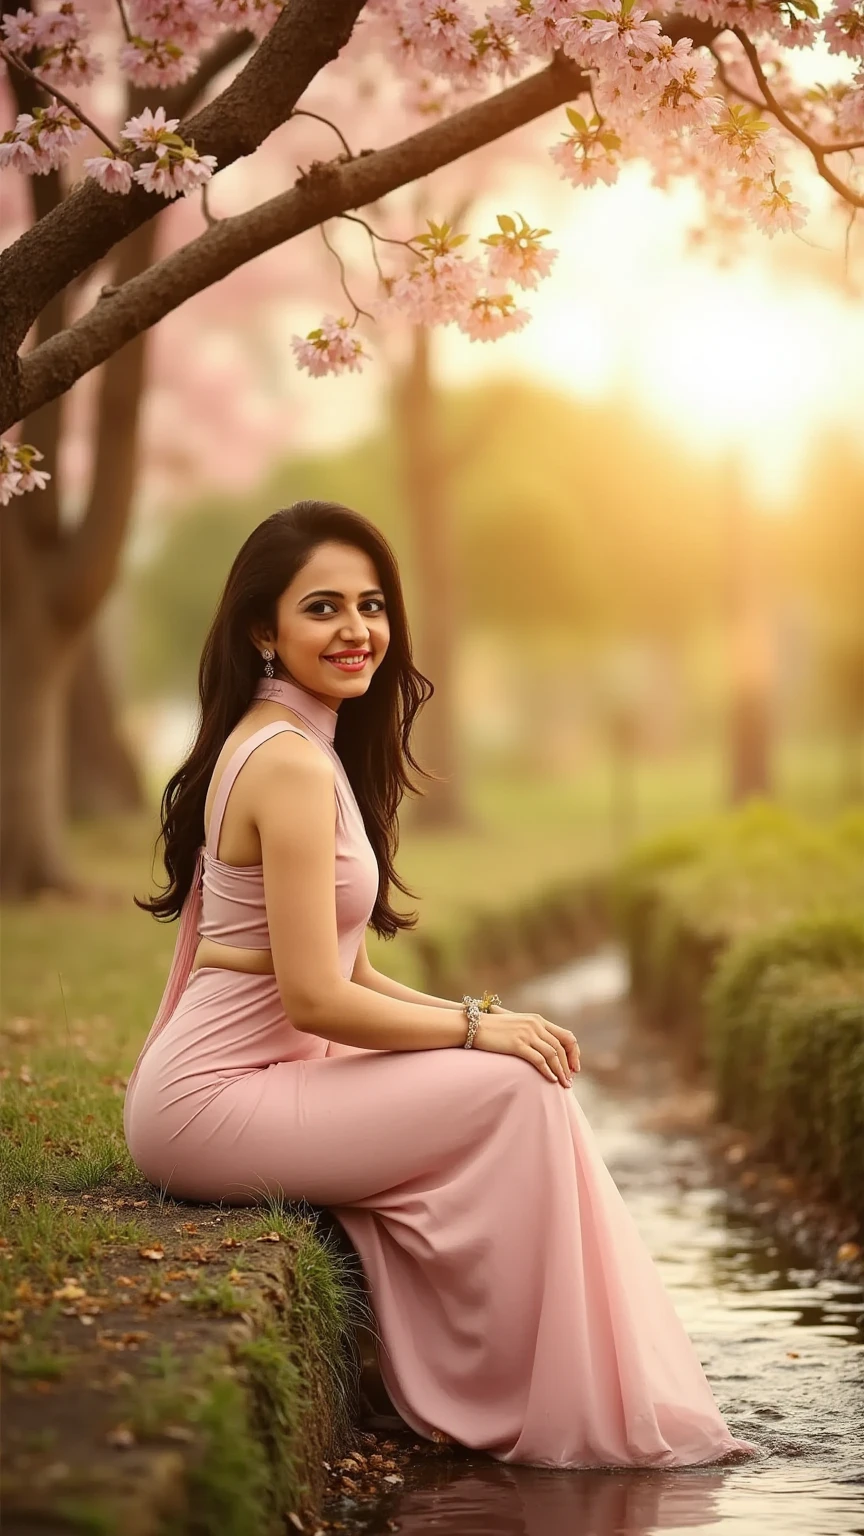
308,601,385,615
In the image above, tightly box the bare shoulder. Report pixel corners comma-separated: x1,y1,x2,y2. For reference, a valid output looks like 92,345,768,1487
246,724,335,791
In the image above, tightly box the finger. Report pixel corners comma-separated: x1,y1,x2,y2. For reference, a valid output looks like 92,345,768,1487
521,1045,559,1082
549,1025,580,1072
538,1035,571,1086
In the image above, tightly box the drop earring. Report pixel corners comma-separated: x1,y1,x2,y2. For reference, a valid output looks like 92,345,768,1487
262,648,275,679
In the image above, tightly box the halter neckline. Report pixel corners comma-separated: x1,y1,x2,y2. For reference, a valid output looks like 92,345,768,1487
253,675,338,744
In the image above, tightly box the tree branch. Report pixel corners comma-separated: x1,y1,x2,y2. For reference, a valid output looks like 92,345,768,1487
162,26,255,118
731,27,864,209
0,0,367,420
12,52,596,426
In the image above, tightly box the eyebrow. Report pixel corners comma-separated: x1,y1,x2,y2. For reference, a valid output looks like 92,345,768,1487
300,588,384,602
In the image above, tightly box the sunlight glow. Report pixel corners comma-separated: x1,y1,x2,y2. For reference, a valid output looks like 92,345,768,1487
437,165,864,508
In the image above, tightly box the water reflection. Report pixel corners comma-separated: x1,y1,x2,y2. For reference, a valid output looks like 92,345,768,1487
327,949,864,1536
354,1460,737,1536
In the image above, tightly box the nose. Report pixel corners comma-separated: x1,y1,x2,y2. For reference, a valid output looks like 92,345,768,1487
341,612,371,643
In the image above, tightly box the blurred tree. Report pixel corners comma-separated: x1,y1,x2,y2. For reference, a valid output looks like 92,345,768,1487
134,377,728,702
722,454,775,804
786,436,864,802
1,24,253,893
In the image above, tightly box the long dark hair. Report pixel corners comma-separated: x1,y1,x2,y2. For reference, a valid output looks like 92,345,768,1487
135,501,437,940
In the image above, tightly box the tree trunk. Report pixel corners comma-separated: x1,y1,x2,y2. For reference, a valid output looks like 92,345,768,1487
1,225,156,894
0,512,84,895
67,625,146,815
63,215,158,820
392,326,471,831
724,458,774,804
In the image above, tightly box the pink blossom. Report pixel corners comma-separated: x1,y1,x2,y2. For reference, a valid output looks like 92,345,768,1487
549,137,620,187
481,214,558,289
1,8,46,51
0,130,40,174
696,107,782,178
83,153,135,193
118,36,197,87
823,0,864,57
0,104,85,175
641,39,722,129
38,5,84,47
488,0,569,58
486,241,557,288
129,0,213,47
215,0,286,37
291,316,370,376
400,0,477,81
121,105,180,148
837,68,864,132
456,292,531,341
383,250,485,326
575,3,663,67
0,441,50,506
132,148,216,196
750,178,809,235
549,106,622,189
40,42,102,88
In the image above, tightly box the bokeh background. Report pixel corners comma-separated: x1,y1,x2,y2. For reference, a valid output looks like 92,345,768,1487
2,16,863,1055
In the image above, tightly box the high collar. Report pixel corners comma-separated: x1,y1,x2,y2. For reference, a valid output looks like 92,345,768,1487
253,676,338,744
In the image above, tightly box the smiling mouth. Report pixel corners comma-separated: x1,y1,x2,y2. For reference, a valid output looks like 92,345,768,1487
323,653,370,669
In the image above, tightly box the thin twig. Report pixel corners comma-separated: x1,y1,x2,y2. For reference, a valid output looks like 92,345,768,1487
586,75,603,123
0,43,121,155
114,0,133,44
709,47,767,114
319,221,374,324
730,27,864,208
712,43,864,156
289,107,354,160
201,180,219,227
336,210,424,282
842,199,860,280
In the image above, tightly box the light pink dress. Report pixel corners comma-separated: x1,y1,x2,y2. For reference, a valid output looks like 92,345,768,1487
124,677,758,1471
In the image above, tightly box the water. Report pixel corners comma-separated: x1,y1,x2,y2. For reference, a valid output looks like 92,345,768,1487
324,949,864,1536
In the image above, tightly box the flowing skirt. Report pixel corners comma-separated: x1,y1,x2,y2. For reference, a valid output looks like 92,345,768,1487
124,968,758,1471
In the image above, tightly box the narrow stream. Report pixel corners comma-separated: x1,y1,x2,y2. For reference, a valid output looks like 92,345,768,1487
324,949,864,1536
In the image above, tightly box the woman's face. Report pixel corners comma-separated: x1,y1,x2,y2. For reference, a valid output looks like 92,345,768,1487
263,540,391,708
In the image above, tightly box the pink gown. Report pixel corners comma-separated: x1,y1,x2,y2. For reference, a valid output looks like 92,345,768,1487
124,677,758,1471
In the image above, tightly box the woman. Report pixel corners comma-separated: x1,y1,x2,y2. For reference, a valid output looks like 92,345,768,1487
125,500,757,1472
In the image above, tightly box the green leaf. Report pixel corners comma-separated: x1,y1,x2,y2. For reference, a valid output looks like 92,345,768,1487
566,107,588,131
497,214,517,233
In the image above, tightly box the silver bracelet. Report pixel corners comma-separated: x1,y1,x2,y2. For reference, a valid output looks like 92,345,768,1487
462,995,481,1048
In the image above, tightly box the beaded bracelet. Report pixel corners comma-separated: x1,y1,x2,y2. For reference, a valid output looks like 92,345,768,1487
462,990,502,1048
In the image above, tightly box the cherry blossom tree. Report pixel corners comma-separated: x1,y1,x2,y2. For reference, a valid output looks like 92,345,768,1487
1,0,863,893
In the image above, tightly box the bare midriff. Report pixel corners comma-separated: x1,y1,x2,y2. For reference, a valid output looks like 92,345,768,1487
190,939,276,976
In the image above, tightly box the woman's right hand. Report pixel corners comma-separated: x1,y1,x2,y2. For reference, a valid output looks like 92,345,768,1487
472,1012,580,1086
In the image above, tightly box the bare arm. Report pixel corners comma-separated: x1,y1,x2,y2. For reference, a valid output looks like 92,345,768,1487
351,936,465,1011
256,739,470,1051
351,936,514,1017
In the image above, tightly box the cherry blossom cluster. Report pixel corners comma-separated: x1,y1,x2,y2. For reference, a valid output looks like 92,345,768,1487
291,214,559,375
0,98,86,172
1,0,862,498
83,105,217,195
2,2,101,88
0,441,51,507
290,315,372,377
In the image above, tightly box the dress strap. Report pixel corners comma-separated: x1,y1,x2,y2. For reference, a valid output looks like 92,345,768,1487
206,722,310,861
